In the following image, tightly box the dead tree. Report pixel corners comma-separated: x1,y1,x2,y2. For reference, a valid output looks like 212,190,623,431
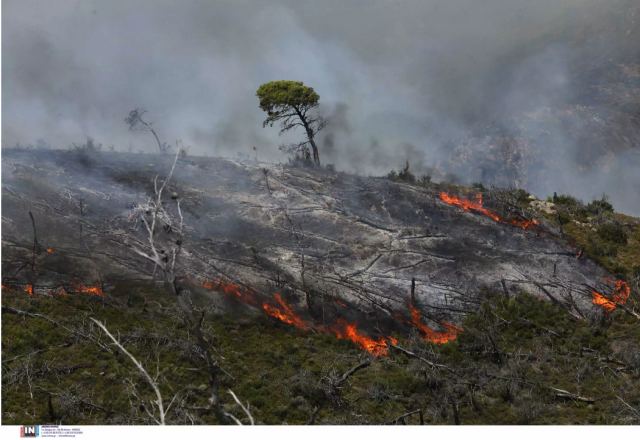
105,149,251,424
125,109,170,153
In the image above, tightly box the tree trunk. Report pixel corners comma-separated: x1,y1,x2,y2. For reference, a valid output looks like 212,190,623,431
297,109,320,167
309,136,320,167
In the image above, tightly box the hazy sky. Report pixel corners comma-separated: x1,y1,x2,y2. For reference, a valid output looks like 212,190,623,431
3,0,638,212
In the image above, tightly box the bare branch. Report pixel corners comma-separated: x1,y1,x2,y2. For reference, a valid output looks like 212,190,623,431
226,389,255,425
90,318,166,425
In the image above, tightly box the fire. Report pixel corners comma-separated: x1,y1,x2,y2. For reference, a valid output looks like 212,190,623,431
439,192,538,231
262,293,309,330
592,279,631,313
46,247,55,254
202,277,457,356
612,279,631,304
202,278,258,306
73,283,104,296
331,320,396,356
24,284,34,296
508,217,539,230
592,292,617,312
439,192,501,222
409,304,461,344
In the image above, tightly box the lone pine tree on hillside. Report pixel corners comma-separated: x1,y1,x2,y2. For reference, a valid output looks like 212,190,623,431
256,80,326,166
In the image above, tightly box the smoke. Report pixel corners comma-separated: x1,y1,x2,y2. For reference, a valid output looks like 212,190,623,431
2,0,639,213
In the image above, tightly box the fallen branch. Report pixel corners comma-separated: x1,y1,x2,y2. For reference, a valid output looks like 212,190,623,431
333,359,371,388
617,396,640,419
550,387,595,404
390,344,454,373
224,389,255,425
90,318,168,425
387,408,424,425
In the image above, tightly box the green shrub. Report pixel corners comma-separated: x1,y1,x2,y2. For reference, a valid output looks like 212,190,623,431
597,222,628,244
511,189,531,204
587,236,619,257
586,196,614,215
550,193,582,207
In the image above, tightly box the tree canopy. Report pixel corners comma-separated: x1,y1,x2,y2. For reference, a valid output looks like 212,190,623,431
256,80,324,166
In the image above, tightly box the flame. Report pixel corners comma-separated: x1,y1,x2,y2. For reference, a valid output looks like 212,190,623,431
202,278,258,306
592,291,617,312
202,277,457,356
262,293,309,330
440,192,501,222
73,283,104,296
592,279,631,313
46,247,55,254
439,192,538,230
508,217,539,230
409,304,461,344
331,320,396,356
24,284,34,296
612,280,631,304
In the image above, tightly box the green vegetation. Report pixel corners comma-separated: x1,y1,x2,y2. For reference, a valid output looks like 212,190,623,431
540,194,640,279
387,161,431,186
3,278,639,424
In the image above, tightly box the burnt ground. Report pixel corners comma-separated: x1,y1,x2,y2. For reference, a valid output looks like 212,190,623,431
1,148,611,333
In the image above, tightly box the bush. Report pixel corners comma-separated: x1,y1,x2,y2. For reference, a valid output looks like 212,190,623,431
387,161,416,183
70,137,102,167
587,236,619,258
472,182,486,192
597,222,628,244
550,193,582,208
586,196,614,215
418,175,432,186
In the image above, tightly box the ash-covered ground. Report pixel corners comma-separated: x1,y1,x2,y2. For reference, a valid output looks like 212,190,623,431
1,149,610,333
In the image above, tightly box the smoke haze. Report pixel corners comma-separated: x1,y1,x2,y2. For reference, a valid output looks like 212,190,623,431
3,0,639,213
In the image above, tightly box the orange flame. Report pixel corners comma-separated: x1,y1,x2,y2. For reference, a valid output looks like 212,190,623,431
73,283,104,296
202,277,457,356
262,293,309,330
440,192,501,222
439,192,538,231
508,217,540,230
409,304,461,344
24,284,34,296
202,278,259,306
331,320,396,356
592,279,631,313
46,247,55,254
612,280,631,304
592,292,617,312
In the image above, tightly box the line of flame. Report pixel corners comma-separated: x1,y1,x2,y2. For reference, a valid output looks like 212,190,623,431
202,278,460,356
439,192,539,230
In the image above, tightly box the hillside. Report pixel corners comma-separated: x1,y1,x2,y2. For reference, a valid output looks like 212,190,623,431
2,148,639,424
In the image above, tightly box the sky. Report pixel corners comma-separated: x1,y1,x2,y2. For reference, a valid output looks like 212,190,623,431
2,0,639,213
